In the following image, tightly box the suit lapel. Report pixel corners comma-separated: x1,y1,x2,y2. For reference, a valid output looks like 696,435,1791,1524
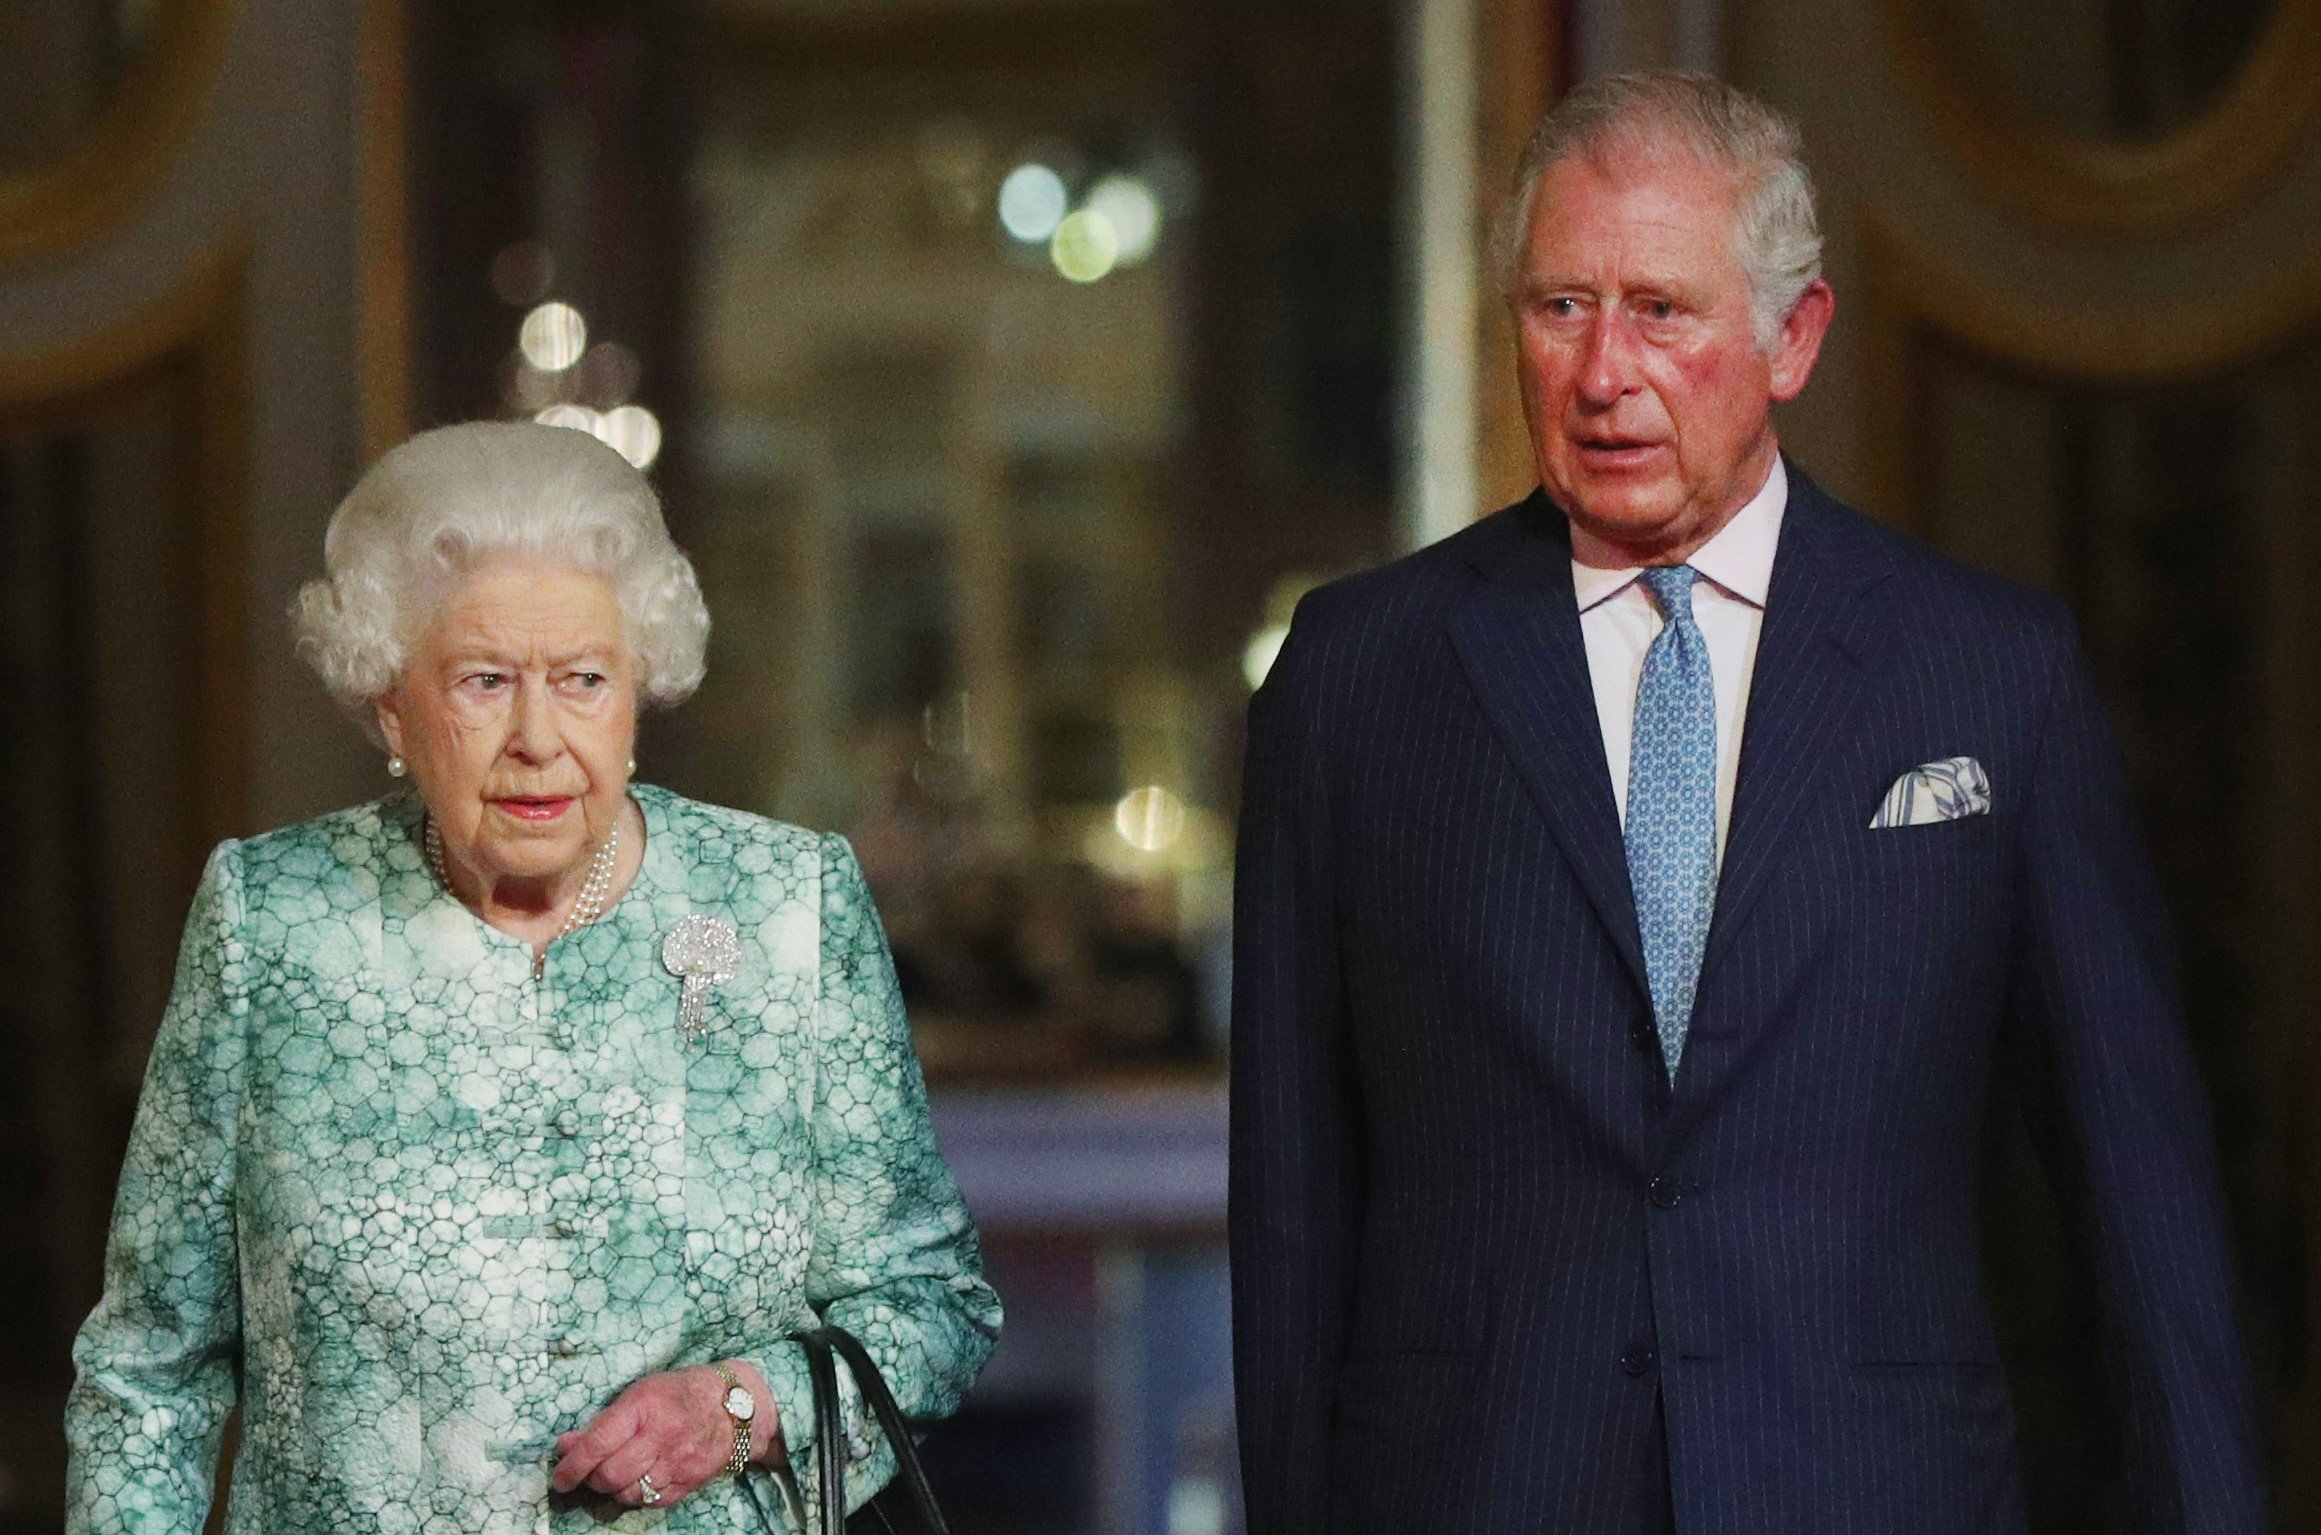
1442,475,1898,1102
1447,495,1652,1008
1695,468,1897,999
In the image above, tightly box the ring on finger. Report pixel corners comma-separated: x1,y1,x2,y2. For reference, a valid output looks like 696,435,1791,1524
637,1474,664,1507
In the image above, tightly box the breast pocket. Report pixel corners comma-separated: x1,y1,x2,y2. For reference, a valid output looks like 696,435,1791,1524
1819,815,2016,1085
1849,814,2008,942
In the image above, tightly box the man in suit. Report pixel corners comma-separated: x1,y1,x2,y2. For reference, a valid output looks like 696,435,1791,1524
1229,71,2267,1533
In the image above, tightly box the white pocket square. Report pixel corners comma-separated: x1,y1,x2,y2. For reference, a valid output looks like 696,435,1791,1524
1870,756,1991,829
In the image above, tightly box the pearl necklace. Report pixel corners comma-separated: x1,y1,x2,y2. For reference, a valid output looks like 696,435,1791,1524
425,814,622,953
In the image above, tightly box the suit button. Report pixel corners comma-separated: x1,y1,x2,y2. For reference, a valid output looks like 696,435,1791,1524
1619,1343,1656,1377
1648,1176,1683,1209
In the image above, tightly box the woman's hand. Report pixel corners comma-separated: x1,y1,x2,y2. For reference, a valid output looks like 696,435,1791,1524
551,1360,780,1510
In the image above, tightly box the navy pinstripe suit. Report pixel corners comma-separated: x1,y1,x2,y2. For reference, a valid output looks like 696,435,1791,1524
1229,467,2268,1533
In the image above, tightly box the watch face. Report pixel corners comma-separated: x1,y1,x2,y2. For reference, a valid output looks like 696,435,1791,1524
725,1385,756,1422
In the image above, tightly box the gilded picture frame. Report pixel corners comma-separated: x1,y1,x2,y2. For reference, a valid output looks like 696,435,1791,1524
1858,208,2321,523
0,0,239,267
1881,0,2321,236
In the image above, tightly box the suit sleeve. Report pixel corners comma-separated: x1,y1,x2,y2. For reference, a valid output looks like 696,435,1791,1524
65,841,249,1535
2009,621,2269,1533
1231,608,1363,1534
739,833,1001,1520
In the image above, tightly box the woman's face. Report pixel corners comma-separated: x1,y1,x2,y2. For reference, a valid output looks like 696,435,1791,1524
376,561,637,888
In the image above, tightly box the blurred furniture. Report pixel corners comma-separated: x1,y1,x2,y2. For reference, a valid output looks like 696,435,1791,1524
930,1085,1235,1535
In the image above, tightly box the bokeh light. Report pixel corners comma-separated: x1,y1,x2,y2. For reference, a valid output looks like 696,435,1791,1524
1050,209,1120,283
1086,175,1163,265
519,302,588,372
532,402,662,470
998,163,1069,243
1114,785,1186,853
534,403,598,433
597,405,664,470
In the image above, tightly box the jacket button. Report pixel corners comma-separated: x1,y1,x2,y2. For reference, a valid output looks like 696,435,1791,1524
1619,1343,1656,1377
1648,1175,1683,1209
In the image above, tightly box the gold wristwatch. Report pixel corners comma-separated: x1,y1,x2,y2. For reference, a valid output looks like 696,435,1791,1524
714,1362,757,1475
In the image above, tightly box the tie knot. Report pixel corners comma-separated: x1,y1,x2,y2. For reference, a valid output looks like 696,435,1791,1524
1638,564,1701,623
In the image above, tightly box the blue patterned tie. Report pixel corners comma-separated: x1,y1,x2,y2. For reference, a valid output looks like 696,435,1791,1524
1625,565,1718,1078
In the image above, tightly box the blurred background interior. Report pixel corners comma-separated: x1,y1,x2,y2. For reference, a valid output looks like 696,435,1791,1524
3,0,2320,1529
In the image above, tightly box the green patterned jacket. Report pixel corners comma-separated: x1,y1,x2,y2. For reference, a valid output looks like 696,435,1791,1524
66,785,1001,1533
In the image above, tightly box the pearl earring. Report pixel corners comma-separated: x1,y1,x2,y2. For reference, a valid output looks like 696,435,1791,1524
627,758,637,776
387,756,407,778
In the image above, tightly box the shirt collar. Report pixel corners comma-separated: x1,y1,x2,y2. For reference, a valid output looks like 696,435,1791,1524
1570,454,1788,614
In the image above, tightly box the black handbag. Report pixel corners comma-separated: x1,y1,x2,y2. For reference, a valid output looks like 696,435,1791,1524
795,1325,952,1535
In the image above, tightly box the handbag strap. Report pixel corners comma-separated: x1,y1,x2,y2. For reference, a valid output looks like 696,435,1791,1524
791,1325,952,1535
797,1329,848,1535
816,1326,951,1534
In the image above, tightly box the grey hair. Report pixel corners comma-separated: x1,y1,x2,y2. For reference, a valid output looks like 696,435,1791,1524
292,422,710,722
1491,70,1822,348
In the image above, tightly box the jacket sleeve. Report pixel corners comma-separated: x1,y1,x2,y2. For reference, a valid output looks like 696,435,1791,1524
1230,605,1363,1535
740,833,1001,1519
66,841,250,1535
2008,619,2269,1533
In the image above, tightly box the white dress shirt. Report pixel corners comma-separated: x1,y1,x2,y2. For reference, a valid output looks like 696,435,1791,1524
1573,456,1786,863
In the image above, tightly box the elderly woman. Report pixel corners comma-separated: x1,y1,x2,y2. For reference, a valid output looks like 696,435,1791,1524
65,422,998,1533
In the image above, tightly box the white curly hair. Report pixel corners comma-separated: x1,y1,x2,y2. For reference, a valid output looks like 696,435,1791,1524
1492,70,1823,350
292,422,709,729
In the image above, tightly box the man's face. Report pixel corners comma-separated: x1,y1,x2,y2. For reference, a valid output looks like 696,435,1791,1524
1511,144,1830,560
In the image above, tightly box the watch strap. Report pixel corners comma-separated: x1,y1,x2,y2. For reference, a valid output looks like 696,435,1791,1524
714,1363,753,1476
